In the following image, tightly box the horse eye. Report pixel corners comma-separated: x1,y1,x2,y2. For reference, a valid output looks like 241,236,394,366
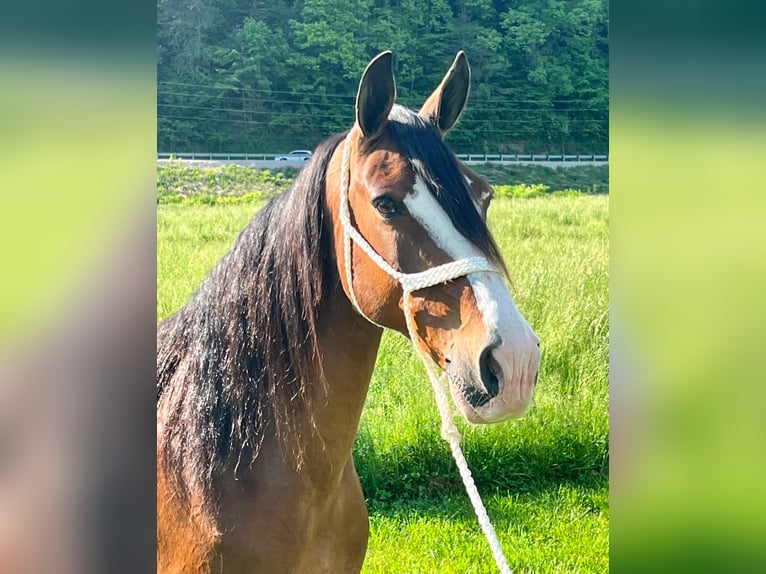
372,196,401,217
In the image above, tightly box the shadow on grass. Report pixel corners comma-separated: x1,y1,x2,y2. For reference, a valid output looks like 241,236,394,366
365,483,607,526
353,427,608,511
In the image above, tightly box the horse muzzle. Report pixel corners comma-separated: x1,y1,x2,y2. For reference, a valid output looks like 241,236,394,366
446,335,541,424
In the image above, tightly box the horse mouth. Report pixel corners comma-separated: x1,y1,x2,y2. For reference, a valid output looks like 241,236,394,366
446,378,493,424
458,382,491,409
444,365,492,420
445,360,533,425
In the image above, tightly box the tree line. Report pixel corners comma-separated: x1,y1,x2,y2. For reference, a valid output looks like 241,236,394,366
158,0,608,154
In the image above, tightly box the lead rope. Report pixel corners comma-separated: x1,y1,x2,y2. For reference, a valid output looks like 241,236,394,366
339,134,514,574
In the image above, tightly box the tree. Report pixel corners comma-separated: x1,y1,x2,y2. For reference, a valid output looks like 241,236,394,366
157,0,609,153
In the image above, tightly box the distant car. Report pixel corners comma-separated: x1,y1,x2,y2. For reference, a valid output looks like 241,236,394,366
276,150,313,161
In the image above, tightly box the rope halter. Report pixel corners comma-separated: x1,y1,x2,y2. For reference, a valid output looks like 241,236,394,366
338,132,515,574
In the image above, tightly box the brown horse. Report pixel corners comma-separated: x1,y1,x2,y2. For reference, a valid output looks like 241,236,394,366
157,51,541,574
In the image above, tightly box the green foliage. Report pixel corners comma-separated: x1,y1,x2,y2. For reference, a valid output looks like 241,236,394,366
157,161,291,204
157,0,609,154
552,188,586,197
157,194,608,572
494,183,550,198
471,163,609,193
493,184,589,198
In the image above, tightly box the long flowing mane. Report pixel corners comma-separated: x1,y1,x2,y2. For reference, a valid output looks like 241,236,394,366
157,132,347,507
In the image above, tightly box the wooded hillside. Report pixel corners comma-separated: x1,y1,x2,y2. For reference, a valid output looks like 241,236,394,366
158,0,608,154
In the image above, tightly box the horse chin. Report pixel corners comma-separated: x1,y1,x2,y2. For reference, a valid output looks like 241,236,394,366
448,379,533,425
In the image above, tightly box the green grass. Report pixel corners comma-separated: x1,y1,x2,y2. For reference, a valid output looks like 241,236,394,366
157,194,609,573
157,203,264,319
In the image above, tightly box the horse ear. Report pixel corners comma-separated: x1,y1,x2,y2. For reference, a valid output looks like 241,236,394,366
419,51,471,135
355,51,396,139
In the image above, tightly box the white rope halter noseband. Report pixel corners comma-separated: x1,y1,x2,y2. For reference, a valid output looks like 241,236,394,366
339,133,514,574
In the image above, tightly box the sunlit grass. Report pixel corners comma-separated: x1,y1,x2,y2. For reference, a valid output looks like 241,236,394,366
365,486,608,574
157,203,263,320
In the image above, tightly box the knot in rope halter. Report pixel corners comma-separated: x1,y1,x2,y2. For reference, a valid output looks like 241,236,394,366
339,133,514,574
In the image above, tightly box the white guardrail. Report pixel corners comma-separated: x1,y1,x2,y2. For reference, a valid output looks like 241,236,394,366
158,152,608,165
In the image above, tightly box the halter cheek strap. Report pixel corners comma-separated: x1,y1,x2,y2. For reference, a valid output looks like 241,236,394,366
338,133,514,574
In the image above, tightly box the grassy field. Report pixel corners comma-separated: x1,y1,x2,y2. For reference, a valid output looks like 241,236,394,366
157,194,609,573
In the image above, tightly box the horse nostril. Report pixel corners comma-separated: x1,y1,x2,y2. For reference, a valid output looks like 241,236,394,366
478,345,503,399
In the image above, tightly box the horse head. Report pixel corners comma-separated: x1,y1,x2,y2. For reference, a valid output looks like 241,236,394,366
329,51,541,424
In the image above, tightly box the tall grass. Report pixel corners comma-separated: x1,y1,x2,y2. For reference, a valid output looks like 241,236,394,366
157,203,263,319
157,195,608,573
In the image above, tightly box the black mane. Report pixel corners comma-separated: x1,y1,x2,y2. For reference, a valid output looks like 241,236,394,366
157,132,347,505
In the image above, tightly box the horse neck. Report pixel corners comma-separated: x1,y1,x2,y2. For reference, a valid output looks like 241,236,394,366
303,284,382,474
294,175,384,481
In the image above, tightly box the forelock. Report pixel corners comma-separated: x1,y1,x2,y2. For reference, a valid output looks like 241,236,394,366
382,106,505,271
